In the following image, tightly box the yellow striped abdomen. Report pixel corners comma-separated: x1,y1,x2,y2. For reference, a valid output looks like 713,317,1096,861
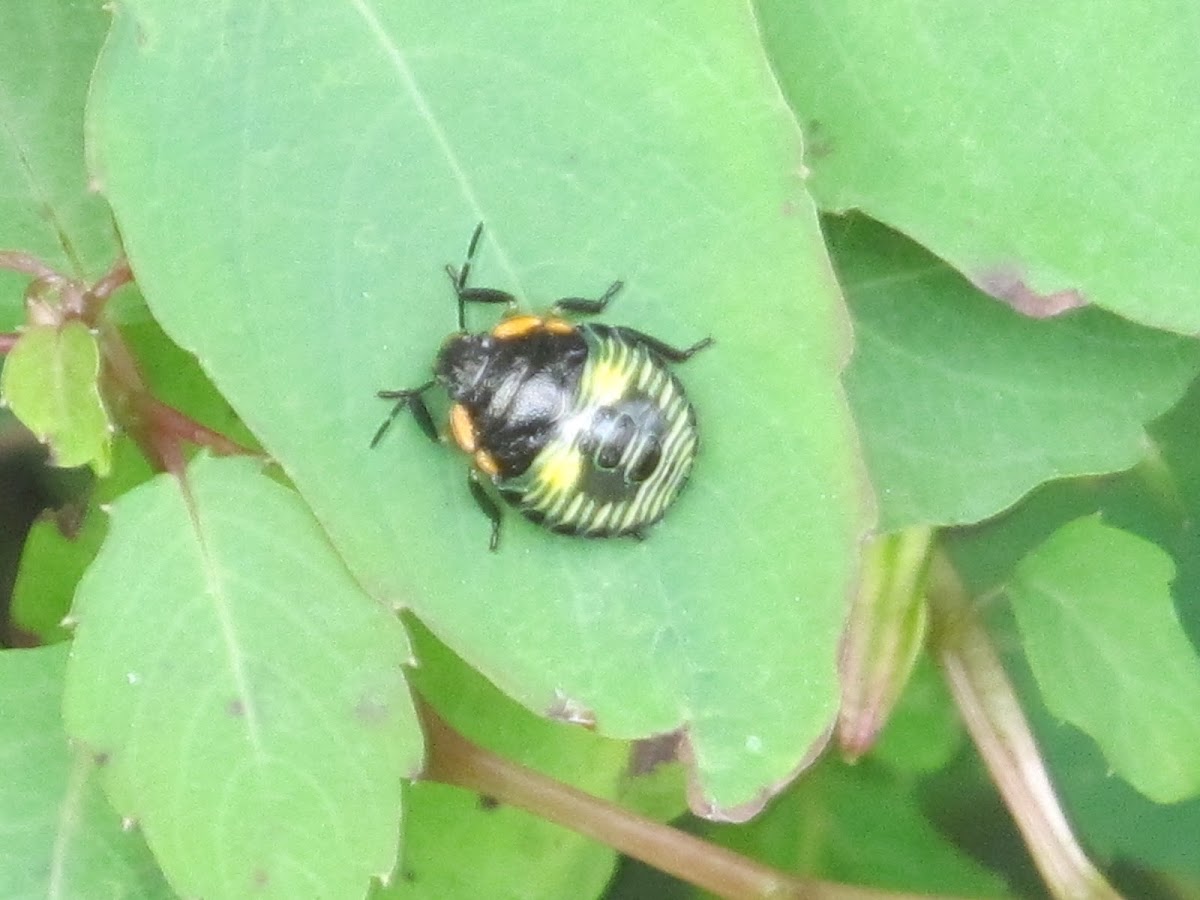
500,325,700,537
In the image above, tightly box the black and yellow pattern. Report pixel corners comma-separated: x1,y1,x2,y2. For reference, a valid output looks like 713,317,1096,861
504,324,700,537
372,224,709,550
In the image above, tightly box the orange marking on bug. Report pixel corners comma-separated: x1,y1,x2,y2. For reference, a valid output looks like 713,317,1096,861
449,403,477,453
543,316,575,334
492,315,544,340
474,449,500,477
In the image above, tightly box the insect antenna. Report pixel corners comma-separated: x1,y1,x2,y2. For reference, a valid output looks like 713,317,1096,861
448,222,486,330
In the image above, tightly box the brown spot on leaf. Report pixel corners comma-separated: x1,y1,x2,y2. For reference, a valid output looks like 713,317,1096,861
477,794,500,811
629,732,682,776
974,267,1087,318
227,698,245,717
53,501,87,539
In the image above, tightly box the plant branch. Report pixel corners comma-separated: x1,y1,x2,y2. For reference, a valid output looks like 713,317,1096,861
87,256,133,305
98,320,256,474
3,252,255,473
926,548,1121,900
418,699,970,900
0,251,61,281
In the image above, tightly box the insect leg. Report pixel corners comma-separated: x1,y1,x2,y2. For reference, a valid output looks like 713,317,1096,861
467,470,503,551
616,328,714,363
371,381,437,447
449,278,516,308
552,279,624,316
457,222,485,292
447,223,517,329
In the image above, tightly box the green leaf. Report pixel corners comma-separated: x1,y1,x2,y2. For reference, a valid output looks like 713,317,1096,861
980,599,1200,886
945,409,1200,881
1008,516,1200,803
9,513,97,644
113,289,258,452
62,454,422,899
1,321,112,474
870,650,963,776
0,0,117,321
378,621,628,899
837,216,1200,529
11,436,154,643
758,1,1200,334
0,644,171,899
705,759,1010,897
90,3,869,813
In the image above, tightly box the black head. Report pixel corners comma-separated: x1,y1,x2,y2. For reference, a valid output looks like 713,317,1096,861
434,332,494,402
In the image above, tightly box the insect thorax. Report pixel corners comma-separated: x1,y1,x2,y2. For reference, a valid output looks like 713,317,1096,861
437,328,589,479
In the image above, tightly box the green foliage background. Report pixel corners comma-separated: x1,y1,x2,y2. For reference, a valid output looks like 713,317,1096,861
2,1,1199,898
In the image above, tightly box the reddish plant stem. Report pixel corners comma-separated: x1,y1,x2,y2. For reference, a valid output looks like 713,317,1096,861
98,322,184,475
926,549,1121,900
1,252,131,321
418,700,970,900
3,251,255,473
147,401,251,459
0,251,60,281
88,256,133,305
98,321,256,474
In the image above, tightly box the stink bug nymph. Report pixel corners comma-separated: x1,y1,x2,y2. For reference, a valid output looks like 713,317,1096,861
371,224,711,551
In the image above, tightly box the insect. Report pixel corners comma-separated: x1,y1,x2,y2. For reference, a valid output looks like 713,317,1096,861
371,224,711,550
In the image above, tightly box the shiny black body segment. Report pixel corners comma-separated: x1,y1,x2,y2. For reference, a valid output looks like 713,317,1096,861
433,326,588,480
